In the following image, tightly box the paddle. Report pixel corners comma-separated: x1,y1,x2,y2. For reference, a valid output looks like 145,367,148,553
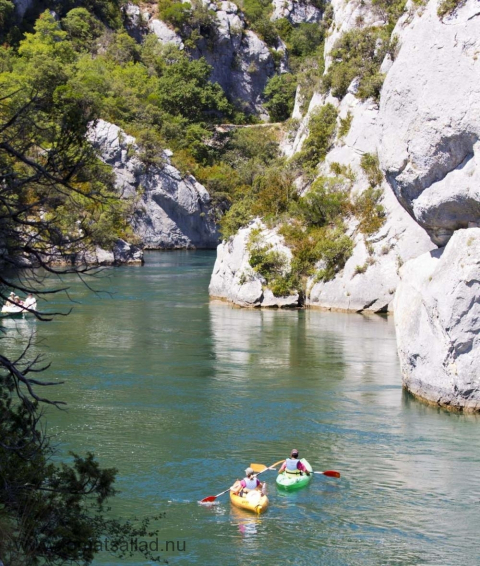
200,460,284,503
200,487,231,503
250,460,284,473
313,470,341,478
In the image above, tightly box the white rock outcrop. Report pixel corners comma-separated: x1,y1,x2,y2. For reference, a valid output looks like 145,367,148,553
379,0,480,246
149,19,184,49
91,120,218,249
271,0,323,24
209,221,300,307
73,239,144,266
394,228,480,411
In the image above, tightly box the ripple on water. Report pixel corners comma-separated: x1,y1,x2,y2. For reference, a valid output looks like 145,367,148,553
26,251,480,566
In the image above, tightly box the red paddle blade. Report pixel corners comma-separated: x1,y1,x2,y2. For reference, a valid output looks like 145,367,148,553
200,496,217,503
323,470,341,478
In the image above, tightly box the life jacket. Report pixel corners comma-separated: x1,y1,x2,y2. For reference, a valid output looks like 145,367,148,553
285,458,301,474
244,476,259,490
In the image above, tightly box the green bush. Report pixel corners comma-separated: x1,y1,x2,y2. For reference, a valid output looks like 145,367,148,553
252,17,278,46
315,227,354,281
220,198,255,239
251,165,297,218
323,27,391,101
247,229,297,296
158,0,192,29
360,152,383,187
288,23,324,57
352,187,385,235
240,0,272,25
0,0,14,36
292,176,349,227
372,0,406,30
295,103,337,169
437,0,466,17
338,111,353,138
263,73,297,122
155,56,232,121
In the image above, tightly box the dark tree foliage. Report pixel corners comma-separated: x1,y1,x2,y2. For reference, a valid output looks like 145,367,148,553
0,11,159,566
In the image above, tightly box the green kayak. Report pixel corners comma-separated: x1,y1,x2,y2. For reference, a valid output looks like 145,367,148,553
276,459,313,491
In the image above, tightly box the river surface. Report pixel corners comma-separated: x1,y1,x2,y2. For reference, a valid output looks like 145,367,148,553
2,251,480,565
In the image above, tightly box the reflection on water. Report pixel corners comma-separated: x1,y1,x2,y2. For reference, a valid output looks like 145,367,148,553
2,251,479,566
1,316,37,342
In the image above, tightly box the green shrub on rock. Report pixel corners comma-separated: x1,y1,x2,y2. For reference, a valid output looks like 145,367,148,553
437,0,466,18
247,228,297,296
322,27,392,101
264,73,297,122
294,103,338,169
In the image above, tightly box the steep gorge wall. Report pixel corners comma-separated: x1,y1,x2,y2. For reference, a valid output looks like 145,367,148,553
379,0,480,246
208,0,480,410
91,120,218,249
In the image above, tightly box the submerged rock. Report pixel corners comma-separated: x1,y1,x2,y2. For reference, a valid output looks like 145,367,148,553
394,228,480,412
91,120,218,249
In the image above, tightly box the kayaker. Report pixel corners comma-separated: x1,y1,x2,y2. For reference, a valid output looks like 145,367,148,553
232,467,265,497
278,449,311,476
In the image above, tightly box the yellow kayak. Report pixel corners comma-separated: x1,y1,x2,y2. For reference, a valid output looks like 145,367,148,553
230,486,269,514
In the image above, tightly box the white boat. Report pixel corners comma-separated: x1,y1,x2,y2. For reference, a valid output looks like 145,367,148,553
1,297,37,316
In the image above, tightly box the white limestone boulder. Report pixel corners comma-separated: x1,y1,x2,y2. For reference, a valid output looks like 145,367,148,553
394,228,480,412
149,19,184,48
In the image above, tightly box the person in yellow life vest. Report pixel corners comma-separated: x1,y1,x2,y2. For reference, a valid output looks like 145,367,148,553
231,467,265,496
278,449,311,476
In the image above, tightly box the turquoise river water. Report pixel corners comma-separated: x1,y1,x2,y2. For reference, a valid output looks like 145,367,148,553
2,251,480,565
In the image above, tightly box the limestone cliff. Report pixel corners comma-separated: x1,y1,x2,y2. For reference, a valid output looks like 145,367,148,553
394,228,480,412
91,120,218,250
379,0,480,246
133,1,282,115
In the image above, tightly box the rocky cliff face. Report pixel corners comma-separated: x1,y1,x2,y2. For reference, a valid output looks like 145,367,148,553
394,228,480,412
271,0,323,24
131,1,281,115
379,0,480,246
209,220,300,307
207,0,480,410
91,120,218,249
306,94,435,312
189,1,282,115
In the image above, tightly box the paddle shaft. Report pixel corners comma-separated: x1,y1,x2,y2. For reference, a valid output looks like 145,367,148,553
249,460,285,473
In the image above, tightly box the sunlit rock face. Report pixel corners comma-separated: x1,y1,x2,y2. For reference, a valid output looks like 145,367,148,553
91,120,218,249
304,95,434,313
271,0,323,24
209,221,300,308
379,0,480,246
394,228,480,412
